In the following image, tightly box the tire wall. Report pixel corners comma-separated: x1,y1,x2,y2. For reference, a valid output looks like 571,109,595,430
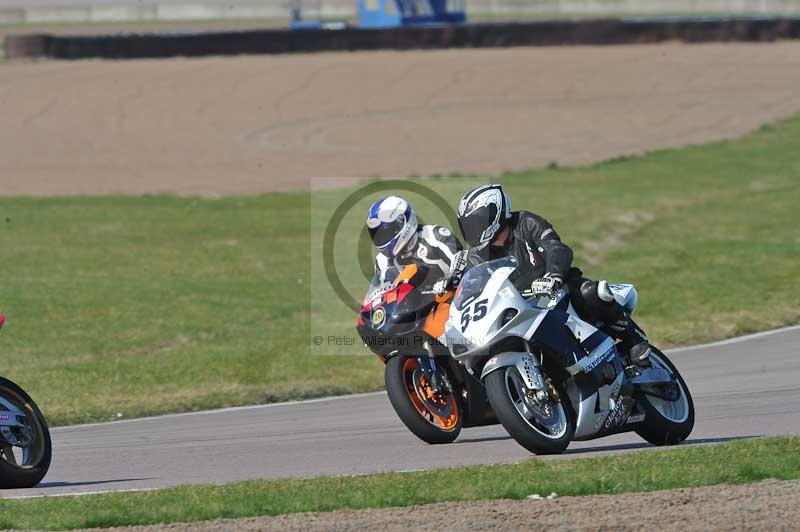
5,17,800,60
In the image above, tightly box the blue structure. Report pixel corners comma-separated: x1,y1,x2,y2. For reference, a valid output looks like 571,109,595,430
289,0,467,30
358,0,467,28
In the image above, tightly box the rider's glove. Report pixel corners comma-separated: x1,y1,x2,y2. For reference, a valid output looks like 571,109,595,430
530,273,564,296
433,275,461,296
432,278,450,296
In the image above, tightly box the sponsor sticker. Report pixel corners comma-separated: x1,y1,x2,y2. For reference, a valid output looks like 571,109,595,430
498,287,514,300
604,396,633,430
371,308,386,328
594,414,606,430
626,414,645,424
582,346,614,372
525,242,537,266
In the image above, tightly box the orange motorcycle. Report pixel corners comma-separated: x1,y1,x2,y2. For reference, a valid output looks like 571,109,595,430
357,264,497,444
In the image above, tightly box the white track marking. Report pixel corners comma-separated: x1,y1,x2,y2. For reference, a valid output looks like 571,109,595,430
667,325,800,353
3,487,163,500
52,391,386,432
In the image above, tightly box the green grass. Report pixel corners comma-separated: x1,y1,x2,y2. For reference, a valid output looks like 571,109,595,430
1,116,799,426
0,436,798,529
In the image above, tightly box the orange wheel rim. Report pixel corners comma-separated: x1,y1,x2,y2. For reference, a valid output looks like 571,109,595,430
402,358,460,431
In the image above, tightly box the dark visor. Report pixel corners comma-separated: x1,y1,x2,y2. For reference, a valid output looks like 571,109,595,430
368,215,405,248
458,205,497,247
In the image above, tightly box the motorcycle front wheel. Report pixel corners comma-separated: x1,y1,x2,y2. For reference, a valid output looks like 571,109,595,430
635,348,695,446
485,365,574,455
0,377,52,489
385,355,462,444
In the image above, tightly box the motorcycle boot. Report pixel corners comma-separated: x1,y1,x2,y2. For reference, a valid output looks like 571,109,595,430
596,282,652,368
606,313,652,367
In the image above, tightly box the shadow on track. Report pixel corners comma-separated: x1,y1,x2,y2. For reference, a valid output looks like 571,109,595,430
35,477,155,489
563,435,760,456
455,435,759,451
456,434,513,444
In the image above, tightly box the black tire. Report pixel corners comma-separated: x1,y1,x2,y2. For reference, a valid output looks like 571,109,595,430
635,349,695,446
384,356,462,444
0,377,52,489
485,366,573,455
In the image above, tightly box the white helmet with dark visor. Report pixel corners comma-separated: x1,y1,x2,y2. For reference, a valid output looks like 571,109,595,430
457,184,511,250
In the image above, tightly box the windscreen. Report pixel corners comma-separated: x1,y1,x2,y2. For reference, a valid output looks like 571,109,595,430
453,256,518,310
362,267,400,306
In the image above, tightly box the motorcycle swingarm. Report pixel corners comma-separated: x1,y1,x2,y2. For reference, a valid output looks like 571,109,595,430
628,367,672,385
629,368,679,401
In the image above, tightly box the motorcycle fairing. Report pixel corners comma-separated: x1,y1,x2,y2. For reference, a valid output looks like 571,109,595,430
607,283,638,314
526,303,629,439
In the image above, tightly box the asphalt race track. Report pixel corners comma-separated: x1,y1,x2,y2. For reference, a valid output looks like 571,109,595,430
3,326,799,499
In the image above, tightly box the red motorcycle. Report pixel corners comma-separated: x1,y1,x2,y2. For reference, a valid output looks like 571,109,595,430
0,314,52,488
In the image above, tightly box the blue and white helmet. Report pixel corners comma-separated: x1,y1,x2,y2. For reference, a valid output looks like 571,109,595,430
366,196,418,259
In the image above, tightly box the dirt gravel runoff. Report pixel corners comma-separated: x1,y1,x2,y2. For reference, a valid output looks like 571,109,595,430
2,42,800,196
95,479,800,531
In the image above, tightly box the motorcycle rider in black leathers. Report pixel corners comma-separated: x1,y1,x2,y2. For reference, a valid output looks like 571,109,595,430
454,184,652,366
367,195,463,291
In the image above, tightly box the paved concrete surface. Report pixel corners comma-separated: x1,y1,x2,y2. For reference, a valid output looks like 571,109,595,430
2,326,798,499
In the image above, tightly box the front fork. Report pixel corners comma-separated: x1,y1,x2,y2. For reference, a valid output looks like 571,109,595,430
416,342,453,395
522,341,550,402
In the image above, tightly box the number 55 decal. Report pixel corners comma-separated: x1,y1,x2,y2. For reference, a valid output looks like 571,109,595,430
460,298,488,332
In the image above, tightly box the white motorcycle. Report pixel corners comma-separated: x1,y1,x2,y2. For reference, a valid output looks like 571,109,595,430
444,256,694,455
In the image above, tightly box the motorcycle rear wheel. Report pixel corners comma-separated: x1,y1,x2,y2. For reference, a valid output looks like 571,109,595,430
485,366,573,455
385,355,462,444
0,377,52,489
635,348,695,446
